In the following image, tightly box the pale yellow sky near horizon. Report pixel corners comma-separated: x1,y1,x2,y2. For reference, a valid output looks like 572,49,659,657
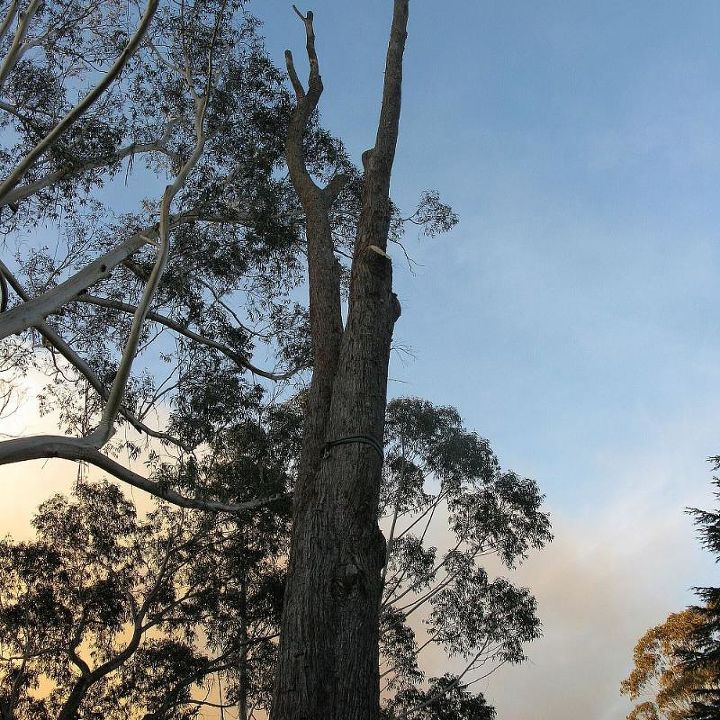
1,371,716,720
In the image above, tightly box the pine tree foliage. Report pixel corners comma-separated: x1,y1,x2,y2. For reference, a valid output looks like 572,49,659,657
678,475,720,720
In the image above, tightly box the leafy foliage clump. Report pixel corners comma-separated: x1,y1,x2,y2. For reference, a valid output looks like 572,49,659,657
379,397,552,712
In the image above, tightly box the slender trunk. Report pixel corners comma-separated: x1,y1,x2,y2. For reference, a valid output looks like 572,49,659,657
238,575,249,720
271,3,409,718
57,678,93,720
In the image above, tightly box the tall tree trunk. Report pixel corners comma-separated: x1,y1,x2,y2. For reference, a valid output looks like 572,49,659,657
271,3,409,719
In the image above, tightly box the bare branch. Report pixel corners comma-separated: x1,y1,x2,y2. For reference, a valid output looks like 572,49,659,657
87,176,199,446
86,6,224,447
284,5,324,201
0,261,7,313
354,0,409,256
0,434,288,515
371,0,408,184
292,6,319,81
284,50,305,100
283,6,345,490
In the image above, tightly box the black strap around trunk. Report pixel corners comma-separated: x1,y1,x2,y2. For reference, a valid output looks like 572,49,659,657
323,435,384,459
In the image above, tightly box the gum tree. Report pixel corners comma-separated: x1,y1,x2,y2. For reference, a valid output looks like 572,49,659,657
378,398,551,715
0,0,314,510
0,478,288,720
0,482,252,720
0,2,544,718
270,3,411,717
0,1,415,715
0,397,550,718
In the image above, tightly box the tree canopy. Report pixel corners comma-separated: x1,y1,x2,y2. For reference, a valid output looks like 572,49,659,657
0,451,290,719
0,2,549,718
1,396,550,718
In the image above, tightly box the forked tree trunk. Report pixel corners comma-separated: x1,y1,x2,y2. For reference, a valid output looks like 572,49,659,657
270,3,409,719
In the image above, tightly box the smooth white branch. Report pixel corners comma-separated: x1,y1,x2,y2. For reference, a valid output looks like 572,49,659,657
0,231,153,340
0,434,287,515
0,0,160,206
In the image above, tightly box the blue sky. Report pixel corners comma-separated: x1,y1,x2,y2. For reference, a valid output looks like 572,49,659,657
259,0,720,530
257,2,720,717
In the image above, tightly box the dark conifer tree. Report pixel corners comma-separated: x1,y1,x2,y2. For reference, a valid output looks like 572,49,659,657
679,475,720,720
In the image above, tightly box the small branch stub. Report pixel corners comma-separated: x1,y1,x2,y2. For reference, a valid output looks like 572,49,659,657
368,244,391,260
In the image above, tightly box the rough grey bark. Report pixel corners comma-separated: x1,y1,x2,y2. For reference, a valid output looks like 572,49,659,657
271,3,409,719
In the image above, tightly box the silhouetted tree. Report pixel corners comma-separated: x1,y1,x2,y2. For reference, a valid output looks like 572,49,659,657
378,398,550,711
0,481,230,719
1,395,549,719
0,401,297,720
382,675,495,720
0,3,545,718
678,475,720,720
